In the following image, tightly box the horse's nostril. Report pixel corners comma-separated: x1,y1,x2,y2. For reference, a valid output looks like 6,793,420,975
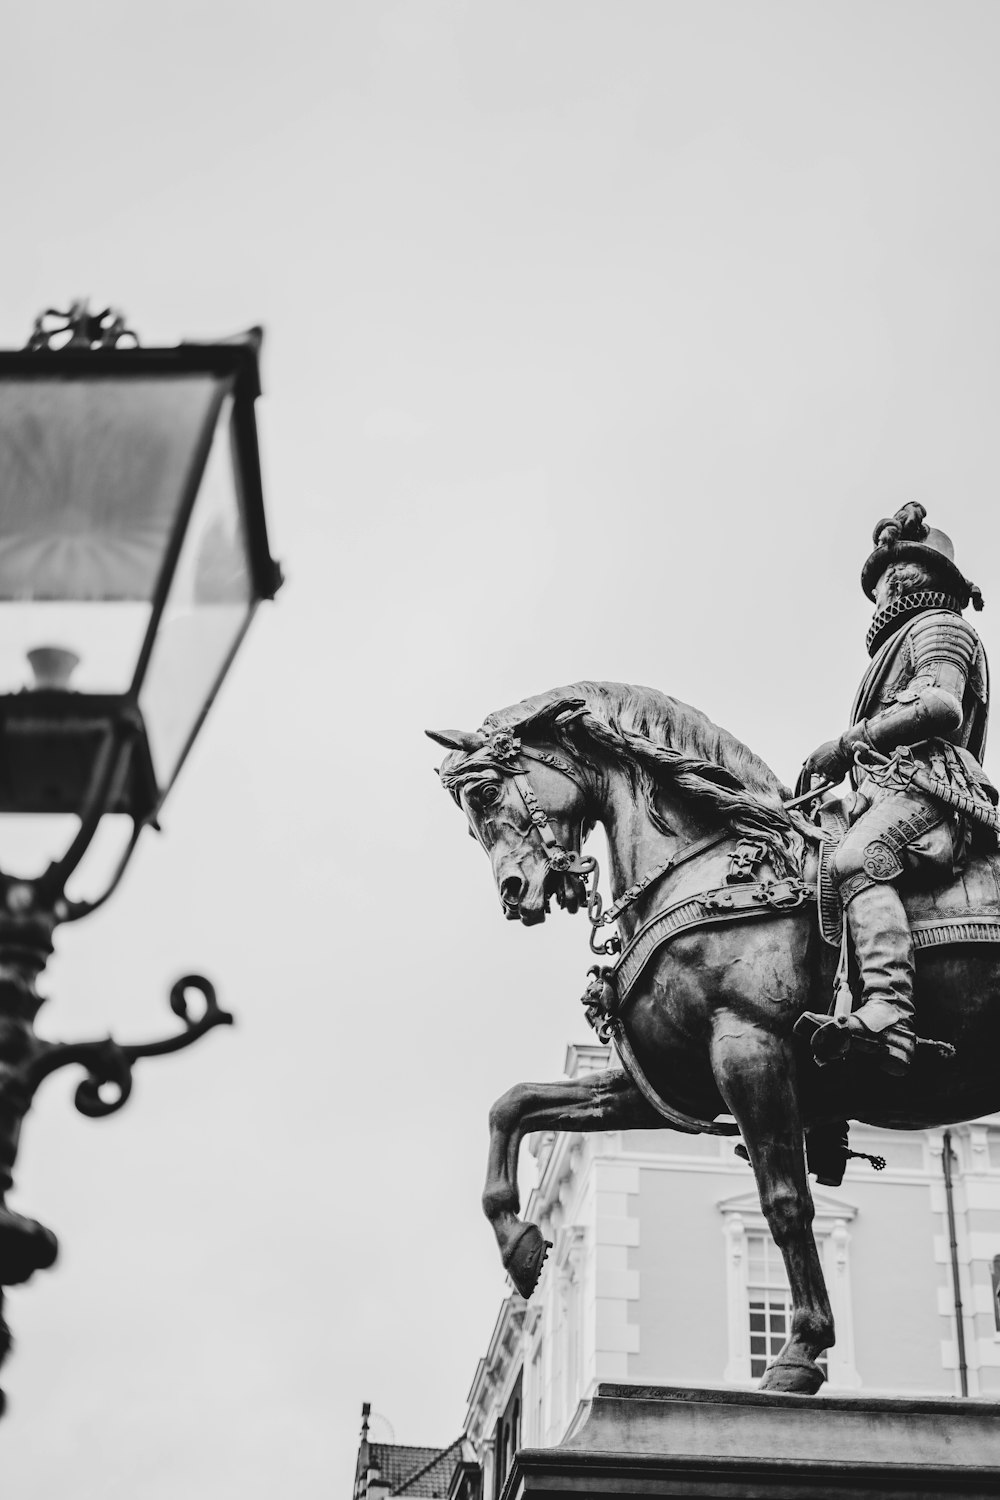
500,875,524,908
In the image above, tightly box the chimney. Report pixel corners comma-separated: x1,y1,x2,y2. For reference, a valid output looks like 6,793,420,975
355,1403,373,1500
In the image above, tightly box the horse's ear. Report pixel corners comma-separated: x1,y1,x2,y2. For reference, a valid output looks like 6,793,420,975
554,705,588,727
425,728,485,752
515,698,588,737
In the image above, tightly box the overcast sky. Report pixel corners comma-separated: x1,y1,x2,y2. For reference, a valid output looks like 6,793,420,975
4,1,1000,1494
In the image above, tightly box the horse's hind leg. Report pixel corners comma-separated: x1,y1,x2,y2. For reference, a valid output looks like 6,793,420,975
710,1012,833,1394
484,1068,662,1298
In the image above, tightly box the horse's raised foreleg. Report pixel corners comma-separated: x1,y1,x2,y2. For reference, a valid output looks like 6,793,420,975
710,1012,833,1395
484,1067,662,1298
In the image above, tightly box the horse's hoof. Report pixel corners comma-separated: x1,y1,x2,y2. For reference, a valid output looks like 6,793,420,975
759,1356,826,1395
502,1223,551,1299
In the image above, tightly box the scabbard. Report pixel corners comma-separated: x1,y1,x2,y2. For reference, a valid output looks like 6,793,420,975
905,764,1000,834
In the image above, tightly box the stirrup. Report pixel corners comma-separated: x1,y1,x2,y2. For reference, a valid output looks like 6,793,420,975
795,1010,915,1075
794,1012,850,1065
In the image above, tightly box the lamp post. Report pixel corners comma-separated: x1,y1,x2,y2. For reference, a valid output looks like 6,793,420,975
0,302,281,1409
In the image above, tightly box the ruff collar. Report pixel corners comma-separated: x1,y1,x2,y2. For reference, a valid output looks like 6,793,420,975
866,590,962,657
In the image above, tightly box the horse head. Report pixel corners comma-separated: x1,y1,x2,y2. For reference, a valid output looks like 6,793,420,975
427,700,592,926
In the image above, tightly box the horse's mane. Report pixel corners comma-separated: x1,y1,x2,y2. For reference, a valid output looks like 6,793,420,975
477,681,803,876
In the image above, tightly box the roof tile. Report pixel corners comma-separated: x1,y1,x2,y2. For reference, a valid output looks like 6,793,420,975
370,1438,465,1499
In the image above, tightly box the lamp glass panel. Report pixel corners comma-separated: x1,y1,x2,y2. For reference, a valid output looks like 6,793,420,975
0,373,220,693
139,397,253,790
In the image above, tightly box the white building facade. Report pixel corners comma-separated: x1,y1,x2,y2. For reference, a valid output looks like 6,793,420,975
464,1043,1000,1492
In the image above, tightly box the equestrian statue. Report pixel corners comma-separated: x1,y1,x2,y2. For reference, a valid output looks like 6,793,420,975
428,504,1000,1395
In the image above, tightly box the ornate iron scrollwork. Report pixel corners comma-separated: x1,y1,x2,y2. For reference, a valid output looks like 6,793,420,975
23,975,233,1119
26,299,139,351
0,969,232,1302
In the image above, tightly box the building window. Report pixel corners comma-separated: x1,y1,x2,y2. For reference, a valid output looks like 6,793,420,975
719,1194,859,1388
991,1256,1000,1333
746,1234,826,1379
531,1347,543,1447
492,1372,522,1500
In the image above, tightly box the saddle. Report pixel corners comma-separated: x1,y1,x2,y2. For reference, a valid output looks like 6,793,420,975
578,816,1000,1182
583,817,1000,1056
812,799,1000,955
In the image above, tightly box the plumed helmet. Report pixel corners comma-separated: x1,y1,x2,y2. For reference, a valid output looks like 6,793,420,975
861,503,983,611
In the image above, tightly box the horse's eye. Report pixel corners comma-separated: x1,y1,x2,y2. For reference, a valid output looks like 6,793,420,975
479,784,500,805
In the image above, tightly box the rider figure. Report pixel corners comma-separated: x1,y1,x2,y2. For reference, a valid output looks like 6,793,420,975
797,503,994,1075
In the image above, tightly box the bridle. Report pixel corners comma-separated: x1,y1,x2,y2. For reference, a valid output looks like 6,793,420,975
486,734,594,876
445,728,596,885
445,728,729,958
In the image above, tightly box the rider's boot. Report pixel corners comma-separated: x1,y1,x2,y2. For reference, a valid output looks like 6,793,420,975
798,882,916,1076
805,1121,850,1186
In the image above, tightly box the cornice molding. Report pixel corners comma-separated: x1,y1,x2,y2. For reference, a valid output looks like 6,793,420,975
717,1188,858,1232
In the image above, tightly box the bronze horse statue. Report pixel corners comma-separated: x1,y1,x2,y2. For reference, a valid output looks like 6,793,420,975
429,681,1000,1395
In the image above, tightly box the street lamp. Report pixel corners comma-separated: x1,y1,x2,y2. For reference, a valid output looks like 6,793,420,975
0,302,281,1409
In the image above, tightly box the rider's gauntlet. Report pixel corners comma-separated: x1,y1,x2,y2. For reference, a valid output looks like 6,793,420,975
838,685,964,762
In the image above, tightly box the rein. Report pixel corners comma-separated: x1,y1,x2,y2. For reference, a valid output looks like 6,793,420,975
582,829,730,956
459,731,733,958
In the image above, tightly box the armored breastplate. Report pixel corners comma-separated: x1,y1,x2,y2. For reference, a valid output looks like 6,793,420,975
853,608,989,760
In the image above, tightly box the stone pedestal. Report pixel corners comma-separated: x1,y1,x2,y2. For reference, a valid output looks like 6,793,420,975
505,1383,1000,1499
